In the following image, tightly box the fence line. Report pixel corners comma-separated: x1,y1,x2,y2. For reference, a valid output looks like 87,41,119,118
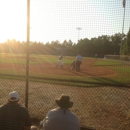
0,78,130,130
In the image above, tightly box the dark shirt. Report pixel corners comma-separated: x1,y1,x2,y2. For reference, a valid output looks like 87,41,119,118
0,102,32,130
71,62,75,67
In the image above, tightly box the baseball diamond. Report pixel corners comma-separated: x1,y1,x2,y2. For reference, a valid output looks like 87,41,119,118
0,59,116,77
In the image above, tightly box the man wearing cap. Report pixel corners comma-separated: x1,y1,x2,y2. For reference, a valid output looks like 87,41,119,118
0,91,32,130
40,94,80,130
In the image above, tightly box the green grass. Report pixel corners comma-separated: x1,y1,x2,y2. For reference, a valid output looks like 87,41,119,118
0,54,76,64
93,59,130,85
0,58,26,64
93,59,123,66
111,66,130,73
0,68,128,87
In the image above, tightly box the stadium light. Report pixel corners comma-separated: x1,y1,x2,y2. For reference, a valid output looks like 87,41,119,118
76,27,82,43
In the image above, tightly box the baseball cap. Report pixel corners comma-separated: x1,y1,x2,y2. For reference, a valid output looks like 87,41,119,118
8,91,19,101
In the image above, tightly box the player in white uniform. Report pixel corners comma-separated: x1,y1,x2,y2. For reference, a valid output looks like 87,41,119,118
55,54,64,69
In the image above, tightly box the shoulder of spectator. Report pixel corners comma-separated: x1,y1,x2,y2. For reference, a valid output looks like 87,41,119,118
24,126,31,130
19,105,28,109
0,105,4,109
19,106,31,117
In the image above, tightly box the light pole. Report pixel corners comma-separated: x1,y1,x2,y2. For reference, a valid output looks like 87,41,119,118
120,0,126,55
76,27,82,43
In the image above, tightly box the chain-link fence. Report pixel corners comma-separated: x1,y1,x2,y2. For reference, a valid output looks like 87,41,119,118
1,1,130,130
0,77,130,130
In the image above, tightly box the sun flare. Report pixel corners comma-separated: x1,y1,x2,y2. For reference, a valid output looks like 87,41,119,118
0,0,26,42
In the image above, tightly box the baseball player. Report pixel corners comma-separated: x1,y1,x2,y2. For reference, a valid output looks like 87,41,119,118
55,53,64,69
75,52,82,72
70,60,76,70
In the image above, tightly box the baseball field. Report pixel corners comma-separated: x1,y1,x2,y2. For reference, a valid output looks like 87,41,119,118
0,53,130,129
0,53,130,86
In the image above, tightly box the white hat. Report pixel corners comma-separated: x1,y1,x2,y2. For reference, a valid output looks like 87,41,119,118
8,91,19,101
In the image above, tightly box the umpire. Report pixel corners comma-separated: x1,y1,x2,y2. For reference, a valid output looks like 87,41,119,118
75,52,82,72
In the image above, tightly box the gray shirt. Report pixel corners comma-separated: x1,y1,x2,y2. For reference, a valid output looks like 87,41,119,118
41,107,80,130
76,55,82,62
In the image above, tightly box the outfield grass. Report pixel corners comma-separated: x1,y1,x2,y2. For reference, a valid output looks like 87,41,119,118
93,59,130,85
93,59,123,66
111,66,130,73
0,53,76,64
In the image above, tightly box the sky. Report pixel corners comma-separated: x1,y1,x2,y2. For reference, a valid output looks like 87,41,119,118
0,0,130,44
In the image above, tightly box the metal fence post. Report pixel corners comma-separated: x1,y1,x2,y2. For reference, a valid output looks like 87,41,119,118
25,0,30,108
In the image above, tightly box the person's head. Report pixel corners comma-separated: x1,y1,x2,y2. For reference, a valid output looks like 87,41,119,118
55,94,73,109
31,126,38,130
8,91,19,103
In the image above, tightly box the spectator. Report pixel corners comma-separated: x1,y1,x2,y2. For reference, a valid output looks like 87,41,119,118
0,91,32,130
76,52,82,71
31,126,38,130
40,94,80,130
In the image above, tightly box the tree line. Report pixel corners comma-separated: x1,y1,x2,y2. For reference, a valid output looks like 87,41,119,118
0,31,130,57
